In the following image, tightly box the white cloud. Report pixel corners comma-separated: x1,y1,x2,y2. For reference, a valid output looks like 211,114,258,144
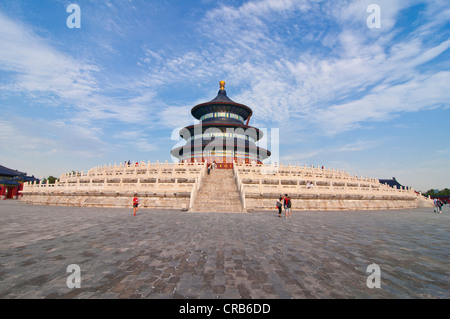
0,116,108,159
157,105,196,129
194,1,450,137
0,10,157,128
281,137,381,163
316,71,450,135
0,11,99,99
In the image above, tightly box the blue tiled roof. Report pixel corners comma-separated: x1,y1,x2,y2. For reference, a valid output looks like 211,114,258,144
0,179,20,186
0,165,26,177
379,177,404,188
0,165,39,184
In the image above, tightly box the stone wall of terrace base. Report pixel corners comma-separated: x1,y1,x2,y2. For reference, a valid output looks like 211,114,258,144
20,161,207,210
20,161,434,212
244,195,427,212
20,192,191,210
233,163,434,211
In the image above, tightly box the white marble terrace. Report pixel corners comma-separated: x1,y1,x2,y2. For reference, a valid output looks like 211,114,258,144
21,161,433,210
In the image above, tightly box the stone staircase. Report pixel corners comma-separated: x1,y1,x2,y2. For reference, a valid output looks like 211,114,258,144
191,169,244,212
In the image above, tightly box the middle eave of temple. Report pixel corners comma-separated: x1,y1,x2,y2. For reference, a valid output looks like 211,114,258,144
191,88,253,121
182,122,264,140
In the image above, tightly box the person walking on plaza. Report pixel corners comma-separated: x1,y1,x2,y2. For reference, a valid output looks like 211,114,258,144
437,199,443,213
133,193,139,216
434,198,441,213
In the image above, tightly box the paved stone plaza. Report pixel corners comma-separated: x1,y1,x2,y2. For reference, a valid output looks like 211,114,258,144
0,200,448,299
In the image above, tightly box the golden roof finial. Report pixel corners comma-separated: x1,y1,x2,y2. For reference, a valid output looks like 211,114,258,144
219,80,225,90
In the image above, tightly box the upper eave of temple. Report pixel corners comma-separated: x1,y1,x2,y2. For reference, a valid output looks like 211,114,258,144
191,84,253,120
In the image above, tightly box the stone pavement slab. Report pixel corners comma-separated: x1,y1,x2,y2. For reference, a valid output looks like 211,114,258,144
0,201,448,299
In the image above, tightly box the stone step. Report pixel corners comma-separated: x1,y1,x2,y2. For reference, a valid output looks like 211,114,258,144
196,190,239,195
197,190,239,194
193,202,242,207
202,180,235,184
198,186,238,190
195,198,241,204
193,203,243,210
192,204,242,209
195,194,240,199
192,169,244,212
193,199,241,204
192,209,243,213
195,189,241,196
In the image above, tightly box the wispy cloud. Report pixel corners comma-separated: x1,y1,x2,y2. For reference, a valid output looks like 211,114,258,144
281,137,381,163
0,11,98,98
0,115,108,158
186,0,450,137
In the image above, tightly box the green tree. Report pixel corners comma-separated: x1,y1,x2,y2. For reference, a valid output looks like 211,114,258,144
42,176,58,184
424,188,450,196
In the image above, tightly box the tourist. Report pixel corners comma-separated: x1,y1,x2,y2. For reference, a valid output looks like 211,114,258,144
207,163,211,175
284,194,292,218
434,198,439,213
133,193,139,216
276,197,282,217
437,199,443,213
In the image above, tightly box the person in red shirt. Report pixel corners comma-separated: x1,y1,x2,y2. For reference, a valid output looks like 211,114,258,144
133,194,139,216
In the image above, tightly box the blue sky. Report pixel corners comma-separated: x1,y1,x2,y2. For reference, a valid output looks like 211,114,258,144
0,0,449,192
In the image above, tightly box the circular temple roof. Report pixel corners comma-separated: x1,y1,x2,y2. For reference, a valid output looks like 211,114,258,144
191,82,253,120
